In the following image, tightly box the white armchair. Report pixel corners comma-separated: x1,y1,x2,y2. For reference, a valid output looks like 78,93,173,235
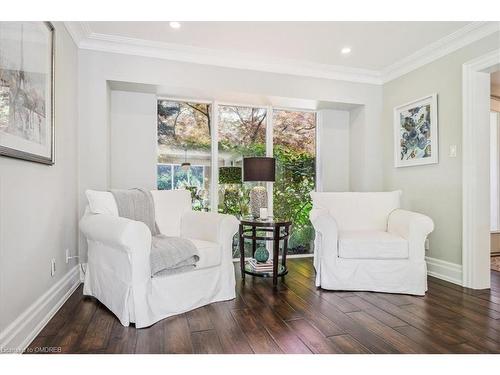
310,191,433,296
80,190,239,328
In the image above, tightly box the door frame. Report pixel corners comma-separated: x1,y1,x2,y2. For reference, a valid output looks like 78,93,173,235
462,48,500,289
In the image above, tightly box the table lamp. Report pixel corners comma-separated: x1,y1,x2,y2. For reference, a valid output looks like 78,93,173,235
243,157,276,218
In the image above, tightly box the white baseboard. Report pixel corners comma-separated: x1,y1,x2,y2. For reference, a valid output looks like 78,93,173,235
0,265,81,353
426,256,463,286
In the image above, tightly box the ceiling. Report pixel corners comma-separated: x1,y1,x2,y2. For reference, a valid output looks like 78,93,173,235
86,21,470,71
67,21,500,84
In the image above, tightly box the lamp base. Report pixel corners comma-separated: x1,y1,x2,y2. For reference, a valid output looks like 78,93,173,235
249,186,267,218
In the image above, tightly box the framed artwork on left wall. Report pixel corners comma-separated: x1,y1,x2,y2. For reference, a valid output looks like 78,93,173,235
394,93,438,168
0,22,55,165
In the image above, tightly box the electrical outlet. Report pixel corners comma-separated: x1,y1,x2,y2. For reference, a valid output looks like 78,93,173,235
65,248,70,264
425,238,430,251
50,258,56,277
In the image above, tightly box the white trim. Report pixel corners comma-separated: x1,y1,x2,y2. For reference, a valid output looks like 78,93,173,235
425,256,463,286
382,22,500,83
462,49,500,289
0,266,81,353
210,101,219,213
65,21,500,85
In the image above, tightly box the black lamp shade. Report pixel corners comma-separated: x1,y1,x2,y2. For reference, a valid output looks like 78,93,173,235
243,157,276,182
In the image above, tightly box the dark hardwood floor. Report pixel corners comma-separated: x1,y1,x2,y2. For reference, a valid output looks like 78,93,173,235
26,258,500,354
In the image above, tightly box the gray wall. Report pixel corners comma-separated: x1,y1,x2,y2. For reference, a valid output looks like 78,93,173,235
110,90,157,190
0,23,78,332
382,32,500,265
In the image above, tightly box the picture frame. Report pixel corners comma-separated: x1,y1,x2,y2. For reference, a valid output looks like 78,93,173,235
0,21,55,165
393,93,438,168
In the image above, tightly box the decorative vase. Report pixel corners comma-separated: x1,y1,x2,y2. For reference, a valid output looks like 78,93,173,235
249,186,267,218
254,245,269,263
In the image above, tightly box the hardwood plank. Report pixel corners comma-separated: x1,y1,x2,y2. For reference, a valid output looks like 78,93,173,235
78,303,115,352
50,296,97,353
278,286,345,336
343,296,408,328
286,319,342,354
106,320,137,354
328,335,371,354
394,325,454,354
402,304,500,352
237,280,312,353
231,308,282,354
283,278,401,353
162,314,193,354
185,306,214,332
346,311,419,353
191,330,224,354
354,292,466,346
252,279,302,321
205,303,253,353
135,325,163,354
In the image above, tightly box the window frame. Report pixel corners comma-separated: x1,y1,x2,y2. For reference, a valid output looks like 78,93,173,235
156,97,319,215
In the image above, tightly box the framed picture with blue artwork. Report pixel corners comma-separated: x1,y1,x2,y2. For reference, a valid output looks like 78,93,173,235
0,22,55,164
393,93,438,168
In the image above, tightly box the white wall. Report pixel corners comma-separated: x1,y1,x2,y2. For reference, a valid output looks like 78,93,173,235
318,109,350,191
382,31,500,265
0,23,78,344
78,49,383,259
110,90,157,190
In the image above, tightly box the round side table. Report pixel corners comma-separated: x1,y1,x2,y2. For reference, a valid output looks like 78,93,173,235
238,218,292,286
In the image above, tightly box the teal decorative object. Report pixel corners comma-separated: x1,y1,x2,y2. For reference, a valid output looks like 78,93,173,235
254,245,269,263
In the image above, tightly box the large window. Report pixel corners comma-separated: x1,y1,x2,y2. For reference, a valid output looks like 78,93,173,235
157,100,211,210
217,105,267,217
273,110,316,254
157,99,317,256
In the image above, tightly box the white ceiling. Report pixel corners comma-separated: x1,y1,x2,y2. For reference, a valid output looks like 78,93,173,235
86,21,469,71
67,21,500,84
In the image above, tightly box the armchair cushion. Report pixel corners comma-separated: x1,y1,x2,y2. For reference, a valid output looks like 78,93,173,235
338,230,409,260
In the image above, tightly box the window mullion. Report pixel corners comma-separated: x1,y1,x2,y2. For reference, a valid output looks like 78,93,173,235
266,106,274,216
210,101,219,213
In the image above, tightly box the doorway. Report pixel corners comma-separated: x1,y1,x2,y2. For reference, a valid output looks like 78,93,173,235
491,71,500,272
462,49,500,289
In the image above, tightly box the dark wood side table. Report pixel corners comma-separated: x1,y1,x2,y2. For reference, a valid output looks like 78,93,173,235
239,218,292,286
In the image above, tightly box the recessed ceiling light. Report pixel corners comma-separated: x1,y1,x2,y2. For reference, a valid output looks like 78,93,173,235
341,47,351,55
169,21,181,29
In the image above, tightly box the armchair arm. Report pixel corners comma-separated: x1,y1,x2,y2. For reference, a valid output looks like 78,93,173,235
79,213,152,282
80,213,152,253
310,208,339,254
387,209,434,260
180,211,239,255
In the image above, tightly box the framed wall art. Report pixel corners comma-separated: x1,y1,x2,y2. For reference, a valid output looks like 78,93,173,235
394,93,438,168
0,22,55,164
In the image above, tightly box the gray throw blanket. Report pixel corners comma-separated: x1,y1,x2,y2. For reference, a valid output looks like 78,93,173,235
110,189,199,277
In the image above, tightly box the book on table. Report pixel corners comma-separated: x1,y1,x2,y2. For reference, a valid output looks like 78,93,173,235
247,258,274,271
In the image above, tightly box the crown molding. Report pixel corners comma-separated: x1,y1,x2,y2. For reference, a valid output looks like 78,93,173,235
64,21,500,86
382,21,500,83
64,22,382,84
